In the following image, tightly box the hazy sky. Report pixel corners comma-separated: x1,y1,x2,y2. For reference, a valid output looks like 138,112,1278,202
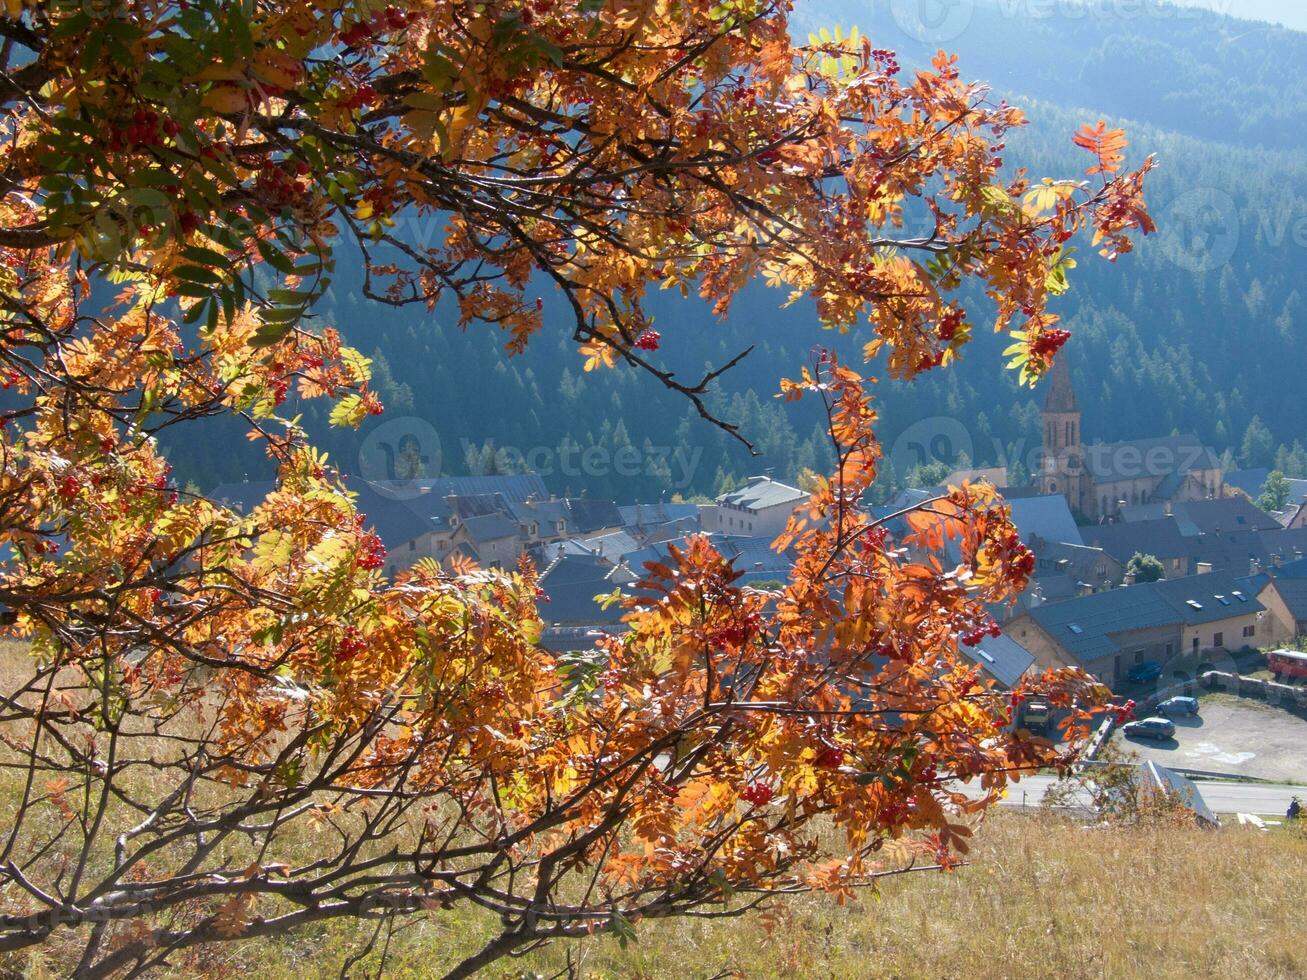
1167,0,1307,31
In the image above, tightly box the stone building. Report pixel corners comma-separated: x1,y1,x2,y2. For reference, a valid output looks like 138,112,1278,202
1038,358,1223,520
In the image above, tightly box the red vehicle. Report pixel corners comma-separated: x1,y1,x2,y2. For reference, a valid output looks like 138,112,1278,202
1268,649,1307,681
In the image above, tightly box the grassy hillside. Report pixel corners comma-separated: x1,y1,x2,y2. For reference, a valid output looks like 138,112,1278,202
17,812,1295,979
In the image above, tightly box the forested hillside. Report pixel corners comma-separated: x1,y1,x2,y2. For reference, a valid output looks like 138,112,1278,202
166,0,1307,501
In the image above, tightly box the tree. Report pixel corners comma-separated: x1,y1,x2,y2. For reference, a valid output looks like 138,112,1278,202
0,3,1152,974
1258,470,1293,512
1126,552,1166,583
1241,416,1275,469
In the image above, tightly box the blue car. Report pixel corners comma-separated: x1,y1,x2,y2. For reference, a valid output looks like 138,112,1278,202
1122,717,1176,741
1157,696,1199,717
1127,660,1164,684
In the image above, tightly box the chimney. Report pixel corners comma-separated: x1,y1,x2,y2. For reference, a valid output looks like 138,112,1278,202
1251,558,1263,576
1124,569,1137,586
1196,561,1213,575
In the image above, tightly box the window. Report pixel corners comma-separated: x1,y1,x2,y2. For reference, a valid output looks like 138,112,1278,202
1213,632,1224,648
1134,651,1144,664
1243,624,1256,638
1165,642,1174,657
409,539,416,552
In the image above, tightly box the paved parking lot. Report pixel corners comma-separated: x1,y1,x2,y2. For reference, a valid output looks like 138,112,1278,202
1111,693,1307,783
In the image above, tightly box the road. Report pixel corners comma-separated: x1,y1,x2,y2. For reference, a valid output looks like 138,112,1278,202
986,773,1301,817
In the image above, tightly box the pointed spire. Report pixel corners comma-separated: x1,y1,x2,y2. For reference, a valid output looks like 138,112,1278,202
1043,355,1078,413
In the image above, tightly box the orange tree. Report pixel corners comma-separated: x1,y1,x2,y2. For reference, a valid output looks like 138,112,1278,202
0,2,1151,975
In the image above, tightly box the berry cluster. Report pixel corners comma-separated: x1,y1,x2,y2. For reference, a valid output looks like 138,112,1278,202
106,107,180,152
339,6,409,47
356,530,387,571
740,783,773,806
56,474,81,502
337,626,366,662
254,160,311,208
960,621,1002,647
814,745,844,770
342,83,378,110
937,308,965,342
1030,328,1071,361
633,329,661,351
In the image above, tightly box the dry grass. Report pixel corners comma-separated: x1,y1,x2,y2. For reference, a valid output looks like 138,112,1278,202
3,639,1305,979
98,813,1297,980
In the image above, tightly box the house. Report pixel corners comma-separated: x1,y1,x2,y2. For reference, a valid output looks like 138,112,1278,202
1038,357,1222,520
1008,586,1181,688
1005,569,1270,688
1083,517,1253,579
1027,536,1123,596
1117,497,1279,535
536,553,637,628
702,476,807,539
1150,570,1267,658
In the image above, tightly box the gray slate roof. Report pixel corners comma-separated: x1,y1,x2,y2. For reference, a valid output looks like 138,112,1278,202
717,476,806,512
1081,435,1219,485
967,633,1036,688
1027,585,1179,662
1150,570,1264,625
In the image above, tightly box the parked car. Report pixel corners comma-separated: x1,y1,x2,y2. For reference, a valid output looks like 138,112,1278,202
1156,696,1199,717
1127,660,1164,684
1122,717,1176,741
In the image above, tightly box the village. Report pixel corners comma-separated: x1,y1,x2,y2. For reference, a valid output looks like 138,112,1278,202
215,357,1307,802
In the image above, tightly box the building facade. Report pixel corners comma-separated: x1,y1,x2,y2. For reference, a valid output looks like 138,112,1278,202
1039,358,1223,520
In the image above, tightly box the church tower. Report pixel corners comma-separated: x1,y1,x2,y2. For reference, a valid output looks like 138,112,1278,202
1040,356,1086,513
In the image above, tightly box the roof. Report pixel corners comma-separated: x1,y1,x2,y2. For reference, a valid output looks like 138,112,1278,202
541,529,643,565
717,476,806,512
537,554,632,626
1226,469,1307,505
1139,761,1217,827
424,474,549,504
1268,576,1307,621
1043,354,1078,413
458,513,520,544
1259,526,1307,564
619,503,700,526
966,633,1036,688
1173,498,1279,535
1084,518,1192,566
1008,494,1084,547
1027,586,1179,663
1081,434,1220,485
565,498,624,534
1150,570,1265,625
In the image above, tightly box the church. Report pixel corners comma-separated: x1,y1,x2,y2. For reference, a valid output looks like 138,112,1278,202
1039,358,1223,521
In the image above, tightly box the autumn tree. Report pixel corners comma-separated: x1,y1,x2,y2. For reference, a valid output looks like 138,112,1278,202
0,2,1152,974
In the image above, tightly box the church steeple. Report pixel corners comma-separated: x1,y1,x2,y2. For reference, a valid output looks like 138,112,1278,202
1039,355,1085,512
1043,354,1078,414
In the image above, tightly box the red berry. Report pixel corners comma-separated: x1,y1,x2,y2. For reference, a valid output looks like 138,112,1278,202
634,329,661,351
